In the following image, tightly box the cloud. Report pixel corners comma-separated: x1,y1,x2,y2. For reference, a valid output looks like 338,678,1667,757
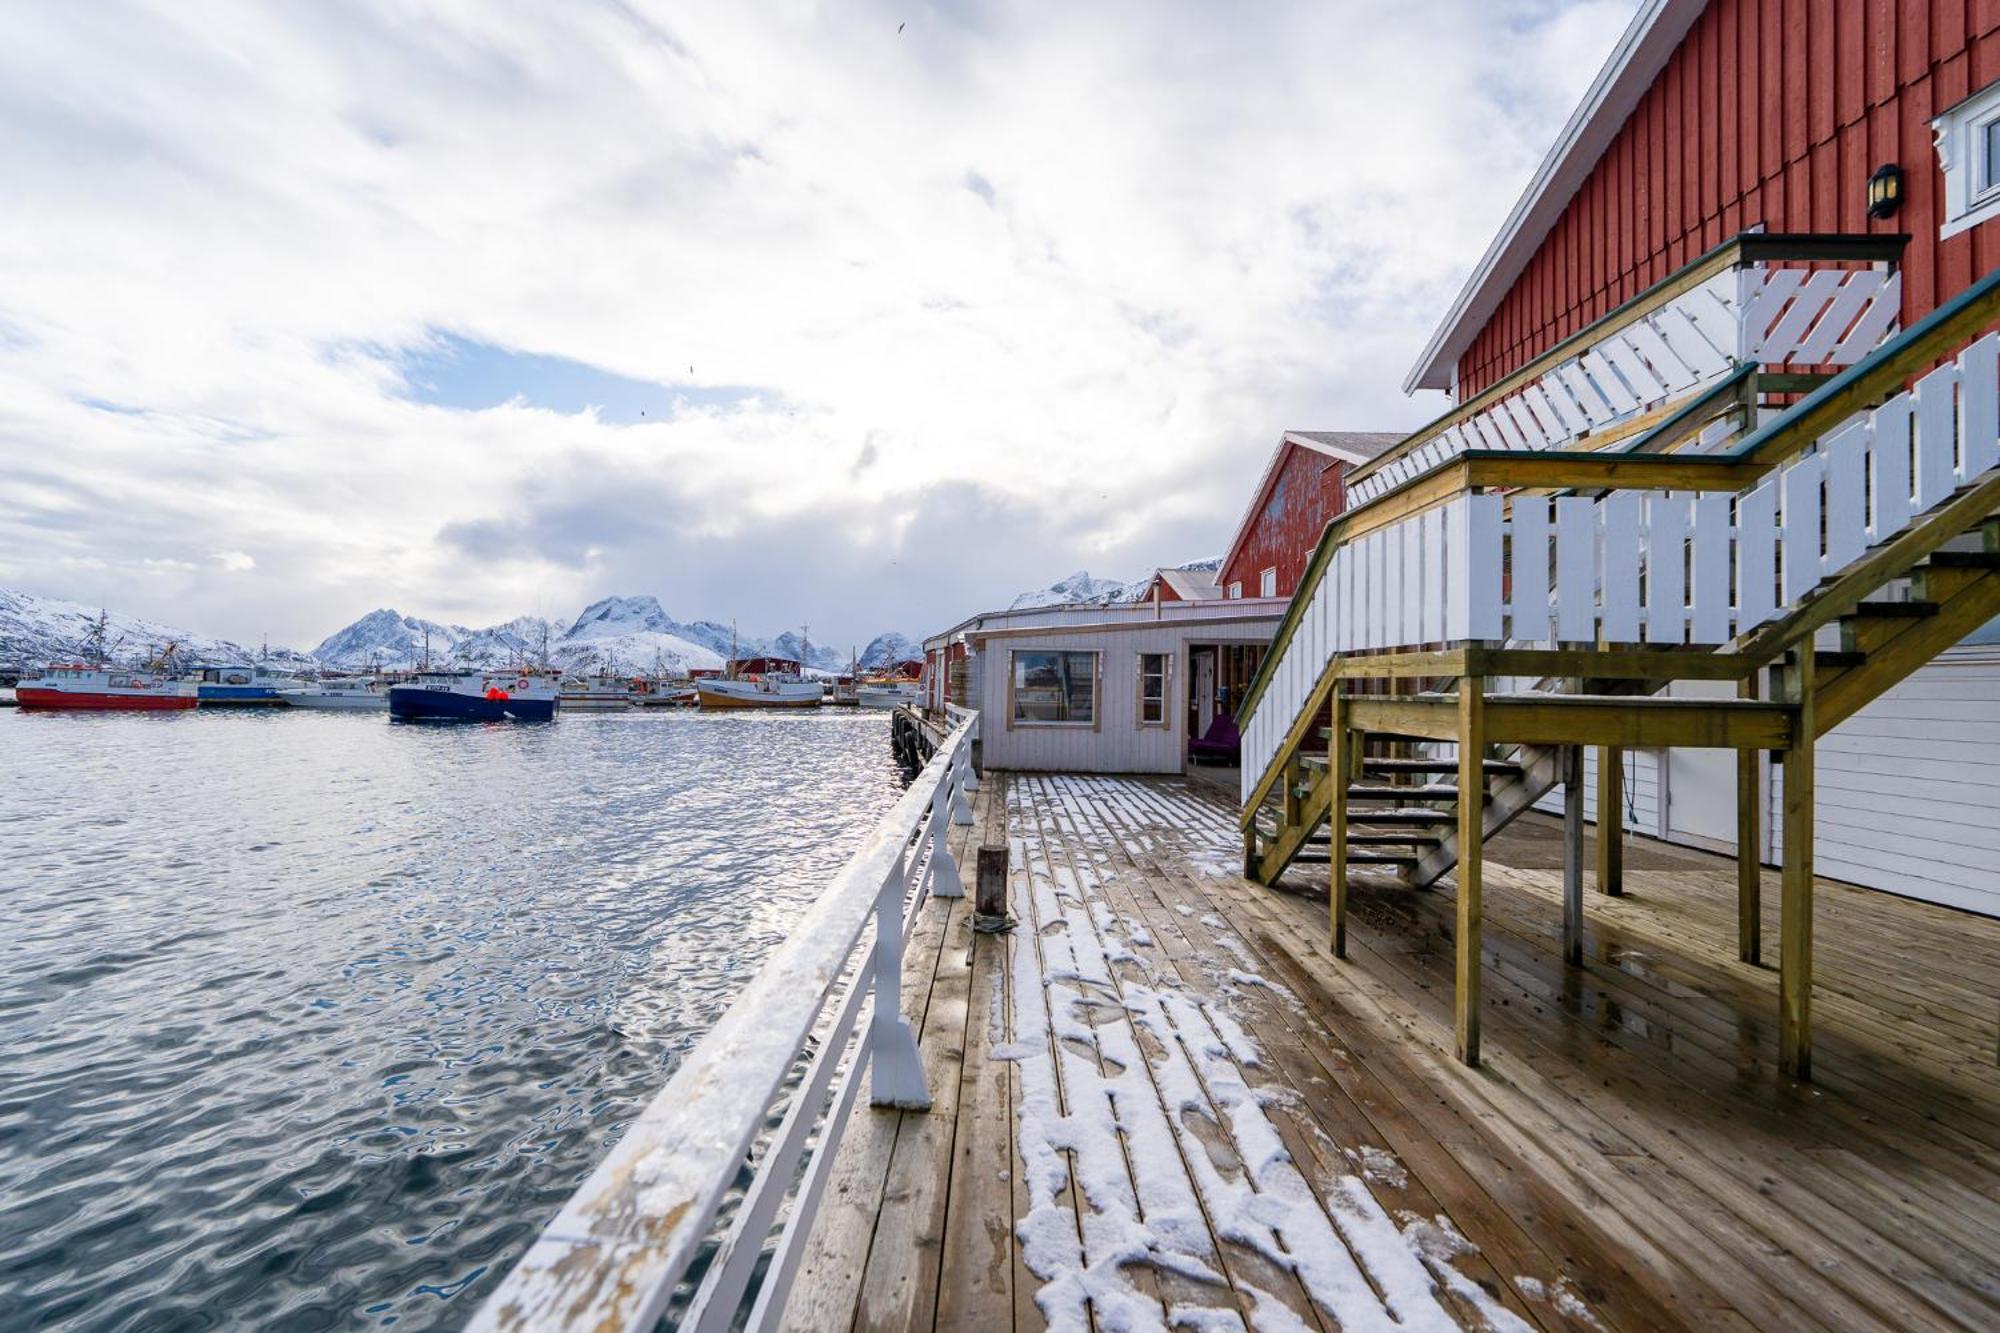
0,0,1638,648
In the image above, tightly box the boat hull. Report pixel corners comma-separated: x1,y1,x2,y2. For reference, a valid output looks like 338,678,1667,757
695,681,822,709
283,693,388,710
856,685,921,709
16,687,196,711
196,685,289,705
388,687,558,723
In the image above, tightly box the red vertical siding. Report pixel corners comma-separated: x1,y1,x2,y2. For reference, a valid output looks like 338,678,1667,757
1457,0,2000,395
1220,445,1350,601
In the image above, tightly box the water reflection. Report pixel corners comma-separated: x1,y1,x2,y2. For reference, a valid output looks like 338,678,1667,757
0,707,901,1329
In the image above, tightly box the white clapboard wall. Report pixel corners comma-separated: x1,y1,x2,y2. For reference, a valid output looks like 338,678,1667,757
1537,650,2000,918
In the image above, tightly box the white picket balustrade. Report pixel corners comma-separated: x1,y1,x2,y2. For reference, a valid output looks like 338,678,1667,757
470,712,981,1333
1351,263,1902,507
1243,333,2000,806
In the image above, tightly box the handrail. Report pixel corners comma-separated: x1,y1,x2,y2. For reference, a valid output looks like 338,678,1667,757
1728,265,2000,466
1238,272,2000,817
470,713,980,1333
1346,231,1909,497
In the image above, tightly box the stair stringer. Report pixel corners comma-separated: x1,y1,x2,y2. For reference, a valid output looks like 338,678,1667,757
1401,741,1565,890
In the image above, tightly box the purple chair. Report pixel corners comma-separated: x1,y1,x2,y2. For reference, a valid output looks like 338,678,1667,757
1188,712,1240,766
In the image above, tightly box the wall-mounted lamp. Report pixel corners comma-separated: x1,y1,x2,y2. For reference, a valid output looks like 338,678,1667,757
1867,162,1904,219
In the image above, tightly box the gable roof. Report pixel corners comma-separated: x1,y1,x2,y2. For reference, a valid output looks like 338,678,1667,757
1402,0,1707,393
1153,564,1222,600
1221,430,1405,579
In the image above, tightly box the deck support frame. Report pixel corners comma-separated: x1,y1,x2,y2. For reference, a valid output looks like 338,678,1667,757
1780,642,1816,1080
1737,672,1763,964
1562,744,1585,965
1329,693,1350,959
1596,746,1624,896
1455,677,1486,1067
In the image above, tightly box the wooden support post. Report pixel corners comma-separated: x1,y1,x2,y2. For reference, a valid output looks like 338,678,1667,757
1282,754,1303,828
1455,678,1486,1067
1596,745,1624,896
974,846,1009,923
1329,693,1350,959
1781,641,1816,1080
1737,672,1763,965
1562,745,1585,966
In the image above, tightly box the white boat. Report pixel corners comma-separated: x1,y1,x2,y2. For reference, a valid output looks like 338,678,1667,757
695,674,822,710
280,678,388,710
856,681,921,710
559,674,636,710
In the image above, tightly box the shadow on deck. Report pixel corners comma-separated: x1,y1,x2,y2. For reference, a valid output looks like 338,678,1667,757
782,772,2000,1332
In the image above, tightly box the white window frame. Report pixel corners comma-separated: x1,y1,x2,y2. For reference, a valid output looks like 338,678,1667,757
1135,652,1171,729
1006,648,1099,729
1259,566,1278,598
1226,580,1243,599
1933,79,2000,239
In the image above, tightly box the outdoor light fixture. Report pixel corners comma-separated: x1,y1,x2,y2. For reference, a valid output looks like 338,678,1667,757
1867,162,1904,219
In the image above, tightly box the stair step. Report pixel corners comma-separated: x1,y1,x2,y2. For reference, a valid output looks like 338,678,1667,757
1347,783,1459,801
1849,599,1939,618
1348,808,1457,826
1805,649,1864,670
1363,758,1524,777
1926,549,2000,570
1349,850,1419,865
1348,832,1442,846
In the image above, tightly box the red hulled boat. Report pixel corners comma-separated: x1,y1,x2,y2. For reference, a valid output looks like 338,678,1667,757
16,665,199,711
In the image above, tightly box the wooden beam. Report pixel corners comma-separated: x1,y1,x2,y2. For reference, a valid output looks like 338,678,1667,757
1347,694,1794,749
1737,673,1762,966
1780,642,1816,1080
1329,695,1350,960
1563,744,1585,966
1456,678,1486,1068
1597,746,1624,897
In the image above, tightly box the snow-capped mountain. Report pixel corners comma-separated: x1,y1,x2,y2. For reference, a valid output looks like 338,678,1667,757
312,609,474,668
1006,558,1223,612
1009,570,1149,611
553,596,723,674
858,632,921,669
0,587,315,670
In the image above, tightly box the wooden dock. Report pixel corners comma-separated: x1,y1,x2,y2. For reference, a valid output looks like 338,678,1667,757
781,769,2000,1331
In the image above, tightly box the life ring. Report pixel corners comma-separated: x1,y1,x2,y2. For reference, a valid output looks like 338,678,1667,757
516,678,530,691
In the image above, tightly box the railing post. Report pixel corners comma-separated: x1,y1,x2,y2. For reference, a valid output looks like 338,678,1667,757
929,756,966,898
949,747,975,826
869,862,931,1109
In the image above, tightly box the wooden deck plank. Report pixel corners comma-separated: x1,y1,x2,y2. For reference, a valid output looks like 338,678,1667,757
784,770,2000,1333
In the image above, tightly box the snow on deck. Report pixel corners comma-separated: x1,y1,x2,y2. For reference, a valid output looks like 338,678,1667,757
999,775,1524,1333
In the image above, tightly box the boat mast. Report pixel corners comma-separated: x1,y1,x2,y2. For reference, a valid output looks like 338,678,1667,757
729,621,738,680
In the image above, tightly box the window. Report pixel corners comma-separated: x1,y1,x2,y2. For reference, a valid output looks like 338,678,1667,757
1226,580,1243,599
1137,653,1169,727
1010,650,1097,726
1933,80,2000,238
1259,567,1278,597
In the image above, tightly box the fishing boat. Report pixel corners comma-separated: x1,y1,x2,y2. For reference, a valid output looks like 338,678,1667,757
15,665,198,711
279,678,388,710
694,653,821,710
192,662,300,705
387,670,559,722
856,680,921,710
558,673,636,711
630,678,697,707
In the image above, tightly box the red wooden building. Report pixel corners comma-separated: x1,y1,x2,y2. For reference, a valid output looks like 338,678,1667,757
1407,0,2000,400
1218,431,1399,600
1378,0,2000,914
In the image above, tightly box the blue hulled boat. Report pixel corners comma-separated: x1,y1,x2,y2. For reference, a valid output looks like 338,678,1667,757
387,671,560,723
193,663,301,705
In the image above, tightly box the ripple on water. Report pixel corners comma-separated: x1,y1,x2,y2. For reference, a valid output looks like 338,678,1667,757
0,707,903,1330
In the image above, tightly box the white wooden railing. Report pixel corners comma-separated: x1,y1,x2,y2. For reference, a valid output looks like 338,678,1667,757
1241,332,2000,804
1352,239,1904,506
471,713,980,1333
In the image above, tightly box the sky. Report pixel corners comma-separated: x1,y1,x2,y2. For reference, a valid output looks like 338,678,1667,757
0,0,1638,651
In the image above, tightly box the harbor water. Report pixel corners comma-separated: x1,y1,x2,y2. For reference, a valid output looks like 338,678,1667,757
0,707,905,1330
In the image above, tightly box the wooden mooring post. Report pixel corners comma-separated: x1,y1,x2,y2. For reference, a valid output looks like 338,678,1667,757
973,845,1013,933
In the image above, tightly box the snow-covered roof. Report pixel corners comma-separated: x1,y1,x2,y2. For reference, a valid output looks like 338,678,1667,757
1220,430,1405,581
1153,564,1222,600
1402,0,1706,393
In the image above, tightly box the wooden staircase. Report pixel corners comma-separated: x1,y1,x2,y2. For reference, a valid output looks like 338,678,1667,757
1233,265,2000,1079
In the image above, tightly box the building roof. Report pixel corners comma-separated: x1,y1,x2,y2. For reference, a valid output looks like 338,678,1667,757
1154,564,1222,600
1221,430,1405,579
1280,430,1403,463
1401,0,1707,393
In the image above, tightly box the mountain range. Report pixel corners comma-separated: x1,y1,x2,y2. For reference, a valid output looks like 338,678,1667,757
0,586,918,676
